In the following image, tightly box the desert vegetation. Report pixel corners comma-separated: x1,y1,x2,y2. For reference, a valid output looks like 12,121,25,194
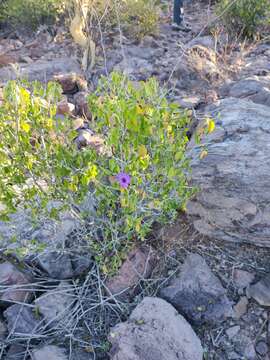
0,0,270,359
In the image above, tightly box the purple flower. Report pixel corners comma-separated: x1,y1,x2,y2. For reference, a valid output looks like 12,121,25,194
116,172,131,189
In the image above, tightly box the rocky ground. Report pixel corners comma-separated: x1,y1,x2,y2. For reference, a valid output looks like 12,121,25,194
1,0,270,359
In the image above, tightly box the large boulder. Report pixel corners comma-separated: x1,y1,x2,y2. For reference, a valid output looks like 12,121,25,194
108,297,203,360
0,58,82,84
220,76,270,107
187,98,270,246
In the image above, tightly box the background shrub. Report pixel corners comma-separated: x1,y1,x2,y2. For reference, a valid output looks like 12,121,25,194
216,0,270,38
119,0,159,40
0,0,64,29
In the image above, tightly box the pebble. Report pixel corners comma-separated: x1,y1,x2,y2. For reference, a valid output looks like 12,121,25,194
233,296,248,319
226,325,240,339
255,341,268,356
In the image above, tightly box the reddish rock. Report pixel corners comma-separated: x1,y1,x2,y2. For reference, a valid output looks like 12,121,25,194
57,99,75,116
0,262,32,305
233,296,248,319
106,247,156,299
54,73,87,95
73,91,91,119
75,130,111,156
0,53,18,67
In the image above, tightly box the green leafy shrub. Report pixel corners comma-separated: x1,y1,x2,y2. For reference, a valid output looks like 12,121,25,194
216,0,270,38
0,80,94,220
119,0,159,40
87,73,192,271
0,0,64,29
82,0,159,41
0,73,194,272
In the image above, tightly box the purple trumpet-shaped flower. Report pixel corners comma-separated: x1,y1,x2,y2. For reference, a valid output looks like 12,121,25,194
116,172,131,189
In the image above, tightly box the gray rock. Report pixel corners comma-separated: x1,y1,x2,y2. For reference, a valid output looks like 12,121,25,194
233,296,248,319
114,56,154,80
176,95,202,109
231,330,256,359
34,281,74,326
0,58,82,84
255,341,268,356
187,36,215,50
220,76,270,107
233,269,255,289
37,251,73,279
70,348,94,360
125,45,158,61
32,345,67,360
247,274,270,306
0,207,79,252
226,325,240,339
5,345,26,360
159,253,233,325
109,297,203,360
0,318,7,339
70,252,93,277
4,304,41,336
186,98,270,246
0,262,32,305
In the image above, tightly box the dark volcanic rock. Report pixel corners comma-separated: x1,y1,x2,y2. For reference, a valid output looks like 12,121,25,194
160,253,233,325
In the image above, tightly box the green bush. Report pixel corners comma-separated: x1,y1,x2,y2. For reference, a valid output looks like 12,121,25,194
87,73,193,270
119,0,159,40
0,74,195,272
84,0,159,41
0,0,64,29
216,0,270,38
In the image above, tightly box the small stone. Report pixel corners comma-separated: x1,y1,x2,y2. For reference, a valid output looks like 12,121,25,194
244,342,257,359
20,55,34,64
34,281,74,326
74,129,93,148
0,319,7,339
57,99,75,116
106,247,155,299
0,262,32,305
73,117,86,130
226,325,240,339
248,274,270,306
75,130,111,156
73,91,92,119
233,296,248,319
233,269,255,289
4,304,41,336
32,345,68,360
70,253,93,277
6,345,26,360
227,351,240,360
0,53,18,67
177,95,202,109
256,341,268,356
54,73,87,94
